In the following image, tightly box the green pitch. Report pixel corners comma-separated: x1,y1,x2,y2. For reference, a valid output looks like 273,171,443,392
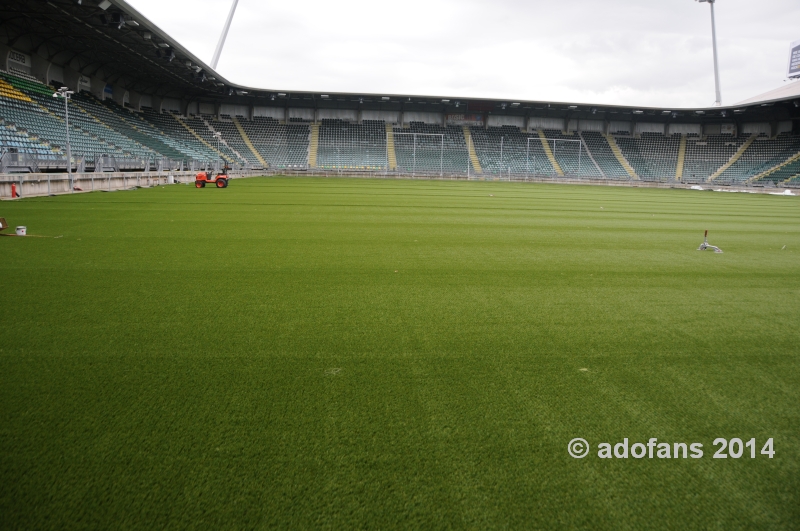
1,177,798,529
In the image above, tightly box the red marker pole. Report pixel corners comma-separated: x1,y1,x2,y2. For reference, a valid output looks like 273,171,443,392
11,183,17,198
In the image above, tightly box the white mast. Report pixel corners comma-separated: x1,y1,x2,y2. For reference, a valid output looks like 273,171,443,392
211,0,239,69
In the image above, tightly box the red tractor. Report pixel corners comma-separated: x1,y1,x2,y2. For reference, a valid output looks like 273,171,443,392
195,167,229,188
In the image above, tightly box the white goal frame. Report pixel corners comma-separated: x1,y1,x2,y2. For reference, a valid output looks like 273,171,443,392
391,132,445,176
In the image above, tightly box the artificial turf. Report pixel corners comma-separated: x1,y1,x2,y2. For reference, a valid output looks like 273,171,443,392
0,176,798,530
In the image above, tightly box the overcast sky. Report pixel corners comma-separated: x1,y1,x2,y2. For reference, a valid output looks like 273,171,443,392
127,0,800,108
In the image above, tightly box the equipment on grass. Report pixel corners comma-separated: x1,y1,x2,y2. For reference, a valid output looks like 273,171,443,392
195,165,229,188
697,230,723,253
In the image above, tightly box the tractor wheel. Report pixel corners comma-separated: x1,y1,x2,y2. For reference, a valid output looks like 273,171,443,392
216,179,227,188
195,181,205,188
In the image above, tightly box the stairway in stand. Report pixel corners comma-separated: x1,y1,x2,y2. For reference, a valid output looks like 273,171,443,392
538,130,564,176
463,126,482,174
675,134,687,180
308,123,320,168
386,123,397,170
708,134,756,181
232,116,268,168
604,134,637,179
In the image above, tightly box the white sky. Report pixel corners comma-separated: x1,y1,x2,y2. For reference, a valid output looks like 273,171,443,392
127,0,800,108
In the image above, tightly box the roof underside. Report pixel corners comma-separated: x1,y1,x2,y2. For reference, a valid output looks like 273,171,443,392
1,0,799,125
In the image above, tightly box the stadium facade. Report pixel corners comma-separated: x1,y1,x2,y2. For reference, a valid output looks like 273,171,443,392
1,0,800,185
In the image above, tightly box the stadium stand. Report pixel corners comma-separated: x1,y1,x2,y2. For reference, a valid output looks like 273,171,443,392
682,135,747,183
580,131,631,179
4,66,800,184
138,110,221,162
614,133,682,181
180,115,241,164
0,69,233,169
468,126,553,176
716,134,800,183
542,130,604,178
211,119,261,166
317,120,387,170
238,117,310,169
393,122,470,174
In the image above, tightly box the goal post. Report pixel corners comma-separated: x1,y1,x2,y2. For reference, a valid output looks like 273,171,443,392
391,132,445,176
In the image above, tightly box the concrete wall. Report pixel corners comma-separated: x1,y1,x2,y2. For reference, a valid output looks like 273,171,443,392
0,170,264,199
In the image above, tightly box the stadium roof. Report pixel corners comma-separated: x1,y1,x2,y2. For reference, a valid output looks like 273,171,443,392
735,80,800,106
2,0,799,126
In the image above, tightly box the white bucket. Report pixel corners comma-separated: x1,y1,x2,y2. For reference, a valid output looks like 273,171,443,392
15,226,26,236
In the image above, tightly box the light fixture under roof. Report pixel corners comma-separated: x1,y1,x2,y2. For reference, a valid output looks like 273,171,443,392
633,110,644,114
381,96,390,101
568,105,578,110
662,110,671,115
98,0,112,9
441,99,450,103
511,102,520,107
320,94,329,98
695,110,705,114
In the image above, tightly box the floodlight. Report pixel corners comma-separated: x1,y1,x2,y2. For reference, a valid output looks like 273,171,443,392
98,0,112,10
696,0,722,105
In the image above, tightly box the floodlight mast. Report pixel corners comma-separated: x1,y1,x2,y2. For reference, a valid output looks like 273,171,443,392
211,0,239,69
53,87,75,190
697,0,722,106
